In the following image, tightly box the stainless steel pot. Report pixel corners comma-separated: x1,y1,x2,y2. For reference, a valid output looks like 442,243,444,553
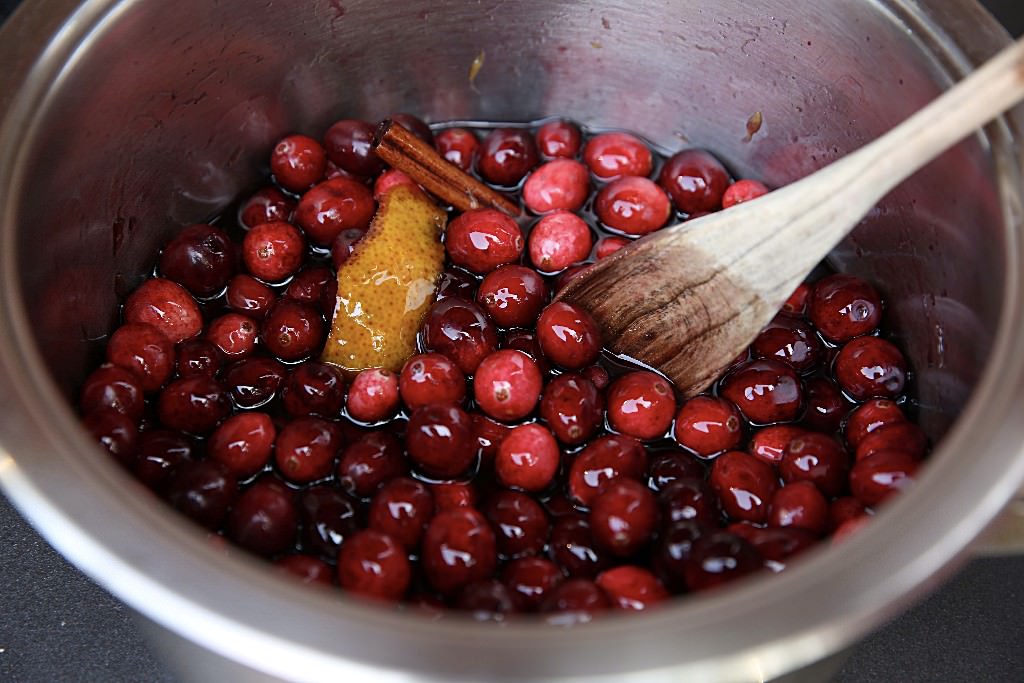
0,1,1022,681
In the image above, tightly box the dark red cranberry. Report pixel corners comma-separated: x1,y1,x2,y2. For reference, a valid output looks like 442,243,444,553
175,339,222,379
552,263,592,293
476,128,539,187
330,227,367,269
646,450,706,492
472,413,512,463
158,224,236,298
503,557,563,612
275,416,342,484
528,210,593,273
809,274,883,343
536,301,601,370
434,268,477,302
720,359,803,424
845,399,907,448
594,176,671,236
657,149,730,214
337,529,411,601
83,410,138,466
595,566,669,610
323,119,384,177
780,433,849,497
398,352,466,409
709,450,778,524
133,429,193,490
295,177,376,247
653,520,705,590
801,377,849,433
855,421,927,462
422,508,498,596
222,356,287,409
271,134,327,192
484,490,549,558
406,404,477,478
429,481,478,511
368,477,434,550
595,235,629,259
299,485,359,557
206,313,259,360
782,282,811,316
284,267,333,305
768,481,828,535
421,297,499,375
672,396,743,457
495,423,560,492
834,336,907,401
589,479,658,556
157,375,231,435
79,363,145,421
476,265,548,328
737,526,817,571
583,132,652,180
473,349,542,421
503,330,551,373
228,477,298,556
722,179,769,208
208,411,276,478
833,516,872,543
346,368,400,422
828,496,869,532
275,554,333,586
241,221,305,283
748,424,808,466
542,579,610,624
239,186,295,229
260,299,325,362
522,159,590,213
535,119,582,159
581,364,610,391
281,361,346,417
225,274,277,320
336,431,407,498
751,315,822,373
567,434,647,507
388,113,434,146
683,531,762,591
659,478,722,528
165,460,237,531
445,208,524,275
123,277,202,344
435,127,478,172
547,516,611,578
850,449,919,506
456,579,516,620
606,371,676,440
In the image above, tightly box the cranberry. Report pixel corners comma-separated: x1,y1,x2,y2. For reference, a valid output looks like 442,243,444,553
80,364,145,421
368,477,434,550
473,350,542,421
222,356,287,409
801,377,849,433
834,336,907,401
583,132,652,180
751,315,822,373
646,450,705,492
133,429,193,490
657,149,730,214
434,268,477,302
522,159,590,214
503,557,563,612
721,179,769,208
456,579,516,620
346,368,400,422
239,186,295,229
105,321,175,394
737,526,817,571
176,339,222,378
828,497,869,532
581,364,610,390
284,267,333,305
719,359,803,424
208,412,276,478
275,555,334,586
398,352,466,409
157,375,231,435
672,396,743,457
406,403,477,478
476,265,548,328
323,119,383,177
422,508,498,596
589,479,658,556
435,127,478,172
780,433,849,497
748,424,808,466
552,263,592,293
684,531,761,591
833,516,872,543
281,361,346,417
476,128,539,187
503,330,551,372
845,399,907,448
547,516,611,578
271,134,327,192
594,176,671,235
595,566,669,610
165,460,237,531
430,481,479,511
330,227,367,268
260,299,325,362
653,520,704,590
473,413,512,462
83,410,138,466
595,235,629,259
295,177,376,247
659,478,722,528
567,434,646,507
372,169,417,200
229,477,299,556
123,277,203,344
242,221,305,283
605,371,675,440
782,282,811,316
337,529,411,601
484,490,549,558
275,416,341,484
536,302,601,370
495,423,560,492
158,224,236,298
768,481,828,535
299,485,359,557
808,274,883,343
855,421,927,462
709,450,778,524
336,431,407,498
225,274,277,320
446,208,524,275
850,449,919,506
205,313,258,360
527,211,592,274
535,119,582,159
388,113,434,146
421,297,498,375
542,579,610,624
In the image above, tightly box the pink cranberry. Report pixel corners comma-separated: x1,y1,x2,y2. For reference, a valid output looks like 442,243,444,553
239,186,295,229
406,403,477,478
845,399,907,448
684,531,761,591
503,557,563,612
242,221,305,283
782,282,811,316
398,353,466,409
473,350,542,421
710,450,778,524
594,176,671,236
158,224,236,298
476,265,548,328
368,477,434,550
595,566,669,610
225,274,277,319
330,227,367,268
719,359,803,424
801,377,849,433
337,529,411,601
80,364,145,421
281,361,346,417
855,421,927,462
751,315,822,373
484,490,549,558
299,485,359,557
274,416,342,484
133,429,193,490
536,302,601,370
346,369,400,422
476,128,539,187
446,208,524,275
522,159,590,213
435,127,478,171
589,479,658,556
646,450,706,492
657,149,731,214
547,516,611,578
228,477,298,556
528,211,593,273
271,134,327,192
275,555,333,586
595,235,629,259
322,119,383,177
567,433,646,507
105,322,175,393
175,339,222,378
495,423,560,492
422,508,498,596
721,179,769,208
455,579,516,620
295,177,376,247
430,481,478,511
834,336,907,401
421,297,499,375
850,449,919,506
605,371,675,440
535,120,582,159
780,433,849,497
157,375,230,435
583,132,652,180
808,274,883,343
260,299,325,362
222,356,287,409
208,412,276,478
336,431,407,498
205,313,258,360
768,481,828,535
165,460,237,531
672,396,743,457
659,478,722,528
123,278,203,344
83,410,138,466
748,424,808,466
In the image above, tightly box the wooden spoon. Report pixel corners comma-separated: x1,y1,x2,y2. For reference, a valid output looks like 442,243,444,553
556,36,1024,398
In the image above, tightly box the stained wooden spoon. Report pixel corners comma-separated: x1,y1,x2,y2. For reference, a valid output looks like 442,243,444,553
556,36,1024,398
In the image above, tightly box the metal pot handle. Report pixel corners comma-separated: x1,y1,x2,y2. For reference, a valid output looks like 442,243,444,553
976,494,1024,554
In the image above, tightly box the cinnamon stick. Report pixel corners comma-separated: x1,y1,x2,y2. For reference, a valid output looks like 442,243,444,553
373,120,521,217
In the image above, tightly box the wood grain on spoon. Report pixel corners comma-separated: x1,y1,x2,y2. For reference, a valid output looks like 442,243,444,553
557,36,1024,398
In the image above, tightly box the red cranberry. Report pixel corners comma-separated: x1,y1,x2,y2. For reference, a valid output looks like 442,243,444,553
850,449,919,506
330,227,367,268
542,579,610,624
552,263,592,293
284,266,333,305
567,434,646,507
133,429,193,490
271,134,327,192
225,274,277,320
275,416,341,484
768,481,828,535
751,315,822,373
435,127,478,171
547,516,611,578
399,352,466,409
373,169,418,200
809,274,883,343
434,268,478,302
484,490,549,558
673,396,743,457
222,356,287,409
208,412,275,478
503,557,563,612
473,350,542,421
710,450,778,524
165,460,237,531
583,132,652,180
421,297,499,375
595,566,669,610
737,526,817,571
605,371,675,440
594,176,671,235
595,235,629,259
157,375,231,435
589,479,658,556
476,128,539,187
646,450,706,492
260,299,325,362
780,433,849,497
657,149,730,214
653,520,704,590
83,410,138,466
456,579,516,621
275,555,333,586
406,403,477,478
782,282,811,316
845,399,907,448
242,221,305,283
659,478,722,528
476,265,548,328
80,364,145,421
536,302,601,370
522,159,589,213
281,361,346,417
336,431,407,498
473,413,512,462
503,330,551,372
368,477,434,550
239,186,295,229
104,322,174,393
748,424,808,466
535,120,582,159
123,277,202,344
855,421,927,462
430,481,478,511
175,339,222,378
581,364,610,390
495,423,560,492
722,179,769,208
323,119,384,177
295,177,376,247
528,211,593,273
337,529,411,601
828,496,869,532
833,515,872,543
720,359,803,424
684,531,761,591
801,377,849,433
299,485,359,557
422,508,498,596
834,336,907,401
446,208,524,275
228,476,298,556
346,368,400,422
206,313,258,360
158,224,236,298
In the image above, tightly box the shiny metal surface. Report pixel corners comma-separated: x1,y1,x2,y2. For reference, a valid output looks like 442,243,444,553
0,1,1021,682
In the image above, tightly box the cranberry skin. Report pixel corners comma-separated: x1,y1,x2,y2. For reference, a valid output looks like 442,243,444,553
684,531,761,591
260,299,325,362
275,416,342,484
239,186,295,229
522,159,590,213
473,413,511,462
347,369,400,422
606,371,675,440
653,520,705,590
421,297,499,375
589,479,658,556
834,336,907,401
473,350,542,421
330,227,367,269
373,169,418,201
275,555,334,586
229,477,299,555
503,557,563,612
158,224,236,299
476,128,539,187
659,478,722,528
582,364,610,391
134,429,193,490
222,357,287,409
337,529,411,601
722,179,770,208
456,579,516,620
768,481,828,535
323,119,383,177
809,274,883,343
855,421,928,462
845,399,907,449
225,274,277,320
165,460,237,531
422,508,498,596
446,208,524,275
83,410,138,466
781,433,850,497
430,481,478,511
242,221,305,283
295,177,376,247
206,313,259,361
595,566,669,611
337,431,407,498
176,339,222,378
434,268,477,303
484,490,549,558
435,127,478,172
536,119,582,159
547,516,611,578
406,404,477,478
299,485,359,557
526,212,592,274
647,450,706,492
850,449,919,506
801,377,849,433
284,267,333,305
208,412,276,478
720,359,803,425
751,315,822,373
368,477,434,550
157,375,231,435
748,424,808,466
476,265,548,329
782,283,811,316
739,526,817,570
657,149,731,214
828,496,869,532
833,515,872,543
80,364,145,421
399,353,466,409
594,176,671,236
503,330,551,373
567,434,646,507
553,263,592,293
282,361,347,417
536,302,601,370
495,423,560,492
673,396,742,457
710,450,779,524
271,134,327,192
596,235,629,259
542,579,610,623
124,278,203,344
583,132,653,180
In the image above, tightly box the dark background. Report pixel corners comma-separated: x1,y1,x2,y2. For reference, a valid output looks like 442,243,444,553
1,1,1023,682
